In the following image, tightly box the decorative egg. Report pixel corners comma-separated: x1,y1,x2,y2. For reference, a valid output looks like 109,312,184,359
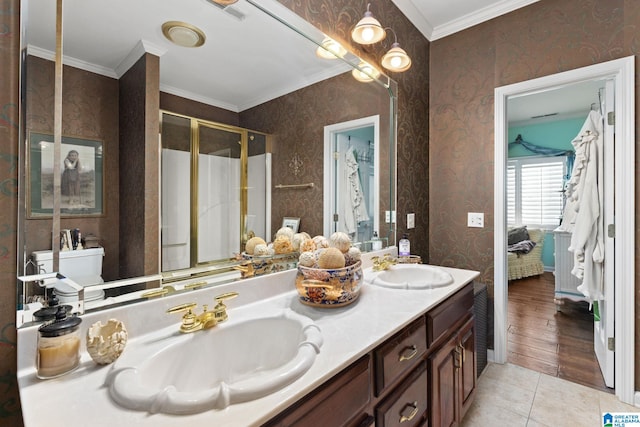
86,319,128,365
300,238,316,253
276,226,295,240
253,243,270,256
245,236,267,255
329,231,351,253
298,251,316,267
344,246,362,266
318,247,346,269
273,235,294,254
313,235,329,249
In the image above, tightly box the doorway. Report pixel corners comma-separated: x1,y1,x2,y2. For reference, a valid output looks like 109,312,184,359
493,57,635,404
323,115,380,247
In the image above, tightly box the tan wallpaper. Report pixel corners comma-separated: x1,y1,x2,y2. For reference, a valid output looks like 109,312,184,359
24,56,121,281
278,0,431,256
428,0,640,385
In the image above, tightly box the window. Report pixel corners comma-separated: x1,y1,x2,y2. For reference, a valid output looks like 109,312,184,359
507,157,566,229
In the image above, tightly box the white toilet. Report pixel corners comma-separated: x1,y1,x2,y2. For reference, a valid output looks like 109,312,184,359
32,247,105,304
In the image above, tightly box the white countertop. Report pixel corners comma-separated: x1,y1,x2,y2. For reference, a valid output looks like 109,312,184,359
17,250,479,427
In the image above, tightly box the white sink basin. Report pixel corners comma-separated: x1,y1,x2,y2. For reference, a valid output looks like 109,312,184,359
106,309,322,415
364,264,454,290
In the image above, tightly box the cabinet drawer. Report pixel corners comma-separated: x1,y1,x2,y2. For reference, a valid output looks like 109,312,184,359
427,283,473,347
375,361,428,427
264,355,371,427
375,317,427,396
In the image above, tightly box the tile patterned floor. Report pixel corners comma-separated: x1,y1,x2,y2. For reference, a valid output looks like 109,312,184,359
461,363,640,427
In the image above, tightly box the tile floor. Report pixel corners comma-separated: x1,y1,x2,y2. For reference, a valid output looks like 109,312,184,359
461,363,640,427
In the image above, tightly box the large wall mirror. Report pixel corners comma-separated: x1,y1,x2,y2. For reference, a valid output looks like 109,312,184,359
17,0,397,323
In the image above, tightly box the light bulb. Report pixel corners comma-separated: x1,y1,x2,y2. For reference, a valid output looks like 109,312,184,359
391,56,402,68
362,27,374,42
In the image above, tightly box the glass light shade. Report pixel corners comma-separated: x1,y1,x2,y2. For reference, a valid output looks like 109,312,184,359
352,62,380,83
316,38,347,59
162,21,206,48
351,12,386,45
381,43,412,72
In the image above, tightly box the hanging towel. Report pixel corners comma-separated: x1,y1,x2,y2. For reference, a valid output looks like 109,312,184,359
342,147,369,234
565,110,605,302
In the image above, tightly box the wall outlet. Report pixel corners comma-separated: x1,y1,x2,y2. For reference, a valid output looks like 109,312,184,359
407,213,415,229
385,210,396,223
467,212,484,228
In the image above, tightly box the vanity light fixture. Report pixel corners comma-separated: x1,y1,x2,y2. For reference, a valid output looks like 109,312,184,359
380,28,412,72
352,61,380,83
351,3,386,45
162,21,206,48
316,38,347,59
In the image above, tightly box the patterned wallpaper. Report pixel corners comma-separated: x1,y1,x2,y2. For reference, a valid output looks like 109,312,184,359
428,0,640,385
0,0,22,424
278,0,431,257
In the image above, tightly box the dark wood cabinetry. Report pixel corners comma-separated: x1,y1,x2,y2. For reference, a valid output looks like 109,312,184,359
428,317,476,427
264,283,476,427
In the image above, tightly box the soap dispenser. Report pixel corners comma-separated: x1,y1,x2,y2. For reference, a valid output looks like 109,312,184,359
399,233,411,257
371,231,382,250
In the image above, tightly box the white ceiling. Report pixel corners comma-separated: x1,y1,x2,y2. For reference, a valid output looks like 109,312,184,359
25,0,595,122
392,0,600,123
390,0,541,41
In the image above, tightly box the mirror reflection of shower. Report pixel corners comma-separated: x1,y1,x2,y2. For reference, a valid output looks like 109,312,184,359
324,116,380,249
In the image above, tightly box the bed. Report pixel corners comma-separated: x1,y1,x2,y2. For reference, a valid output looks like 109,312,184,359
507,227,544,281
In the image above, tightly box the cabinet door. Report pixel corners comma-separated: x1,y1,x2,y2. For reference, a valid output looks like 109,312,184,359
429,333,459,427
264,356,371,427
458,318,476,421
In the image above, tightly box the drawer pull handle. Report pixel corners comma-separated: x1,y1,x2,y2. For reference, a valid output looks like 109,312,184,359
398,345,418,362
457,343,466,363
399,401,419,423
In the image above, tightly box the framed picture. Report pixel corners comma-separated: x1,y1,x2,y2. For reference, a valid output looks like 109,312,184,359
282,217,300,233
28,132,104,217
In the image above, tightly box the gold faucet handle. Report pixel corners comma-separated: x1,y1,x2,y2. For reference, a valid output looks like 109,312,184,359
213,292,239,323
167,302,202,333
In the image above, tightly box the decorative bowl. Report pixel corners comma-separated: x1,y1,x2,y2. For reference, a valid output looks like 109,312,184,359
241,252,299,276
295,261,363,307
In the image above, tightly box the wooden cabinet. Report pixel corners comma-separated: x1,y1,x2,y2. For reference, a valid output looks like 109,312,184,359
428,317,476,427
264,283,476,427
264,356,371,427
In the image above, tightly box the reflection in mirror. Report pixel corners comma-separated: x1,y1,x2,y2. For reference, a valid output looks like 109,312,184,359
18,0,397,322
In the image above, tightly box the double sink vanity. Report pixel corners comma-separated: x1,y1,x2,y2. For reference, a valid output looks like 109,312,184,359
17,248,480,427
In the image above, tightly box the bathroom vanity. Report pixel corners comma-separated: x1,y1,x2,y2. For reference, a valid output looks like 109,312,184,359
17,250,479,427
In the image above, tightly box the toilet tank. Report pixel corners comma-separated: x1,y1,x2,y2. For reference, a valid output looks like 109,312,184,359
32,247,104,284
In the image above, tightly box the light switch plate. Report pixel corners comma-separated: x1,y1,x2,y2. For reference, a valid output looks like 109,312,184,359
468,212,484,228
407,213,415,229
385,210,396,223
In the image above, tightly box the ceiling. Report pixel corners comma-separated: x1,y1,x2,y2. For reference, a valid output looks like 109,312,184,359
390,0,541,41
25,0,596,122
392,0,601,123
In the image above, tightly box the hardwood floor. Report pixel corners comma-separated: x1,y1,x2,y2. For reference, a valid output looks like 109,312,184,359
507,272,611,393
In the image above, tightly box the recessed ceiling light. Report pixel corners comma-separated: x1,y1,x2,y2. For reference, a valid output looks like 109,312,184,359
162,21,206,48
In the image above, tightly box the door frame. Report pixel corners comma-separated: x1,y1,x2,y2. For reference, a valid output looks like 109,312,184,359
323,115,380,237
493,56,635,404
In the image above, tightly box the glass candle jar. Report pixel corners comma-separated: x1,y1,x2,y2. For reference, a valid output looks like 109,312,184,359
37,307,82,379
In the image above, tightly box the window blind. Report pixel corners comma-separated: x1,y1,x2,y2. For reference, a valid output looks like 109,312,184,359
507,157,565,229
